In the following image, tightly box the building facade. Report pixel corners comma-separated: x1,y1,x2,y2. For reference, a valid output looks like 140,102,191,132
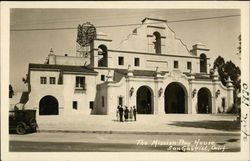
25,18,234,116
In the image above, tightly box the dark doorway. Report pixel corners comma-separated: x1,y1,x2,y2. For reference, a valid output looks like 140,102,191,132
200,54,207,73
165,82,186,113
197,88,212,113
153,32,161,54
98,45,108,67
39,95,59,115
118,96,123,106
136,86,153,114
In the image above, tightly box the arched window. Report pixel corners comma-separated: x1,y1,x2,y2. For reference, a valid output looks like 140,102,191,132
98,45,108,67
200,54,207,73
153,32,161,54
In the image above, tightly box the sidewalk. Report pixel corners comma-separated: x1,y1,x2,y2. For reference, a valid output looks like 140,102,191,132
36,114,240,135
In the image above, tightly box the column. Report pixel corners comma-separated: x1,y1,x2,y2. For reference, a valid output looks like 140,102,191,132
154,67,164,115
226,77,234,112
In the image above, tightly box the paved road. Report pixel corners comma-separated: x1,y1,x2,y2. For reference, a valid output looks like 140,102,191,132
9,132,240,152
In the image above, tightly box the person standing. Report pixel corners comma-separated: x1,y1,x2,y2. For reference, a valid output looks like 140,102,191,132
124,106,129,121
133,106,137,121
116,105,120,121
129,106,133,120
118,105,124,122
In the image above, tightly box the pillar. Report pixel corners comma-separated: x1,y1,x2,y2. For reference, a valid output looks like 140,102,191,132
188,75,196,114
211,68,219,114
226,77,234,112
106,70,113,115
154,67,164,115
126,65,134,109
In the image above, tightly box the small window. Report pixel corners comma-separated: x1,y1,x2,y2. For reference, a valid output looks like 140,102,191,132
187,62,192,70
134,58,140,66
102,96,105,107
75,76,85,89
118,57,124,65
73,101,78,110
40,77,47,84
50,77,56,84
174,61,178,68
101,75,105,81
132,28,137,35
89,101,94,109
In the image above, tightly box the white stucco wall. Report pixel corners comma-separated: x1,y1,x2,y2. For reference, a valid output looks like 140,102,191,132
94,69,233,115
104,52,199,73
63,74,97,115
25,71,64,114
26,70,97,116
49,54,87,66
90,18,210,74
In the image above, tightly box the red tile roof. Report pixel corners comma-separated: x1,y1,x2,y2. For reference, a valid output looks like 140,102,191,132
29,63,97,74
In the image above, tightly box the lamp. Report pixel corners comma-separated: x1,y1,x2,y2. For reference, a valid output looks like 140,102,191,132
159,87,163,97
216,89,220,98
192,89,197,98
130,87,134,96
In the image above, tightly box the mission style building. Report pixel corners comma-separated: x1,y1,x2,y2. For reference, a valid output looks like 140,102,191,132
25,18,234,117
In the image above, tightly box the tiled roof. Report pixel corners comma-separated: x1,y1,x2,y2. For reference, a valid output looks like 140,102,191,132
29,63,98,74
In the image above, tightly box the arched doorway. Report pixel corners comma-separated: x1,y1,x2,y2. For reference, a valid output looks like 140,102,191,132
39,95,59,115
136,86,154,114
165,82,186,113
197,88,212,113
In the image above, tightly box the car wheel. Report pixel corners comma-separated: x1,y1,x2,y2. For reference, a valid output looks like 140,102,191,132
29,118,37,132
16,122,26,135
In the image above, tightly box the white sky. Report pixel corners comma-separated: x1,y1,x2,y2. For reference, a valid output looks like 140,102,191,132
10,9,241,91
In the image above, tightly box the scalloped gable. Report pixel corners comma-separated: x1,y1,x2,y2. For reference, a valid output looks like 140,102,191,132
116,18,194,57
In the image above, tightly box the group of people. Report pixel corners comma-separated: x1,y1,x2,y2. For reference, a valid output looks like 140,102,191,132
116,105,137,122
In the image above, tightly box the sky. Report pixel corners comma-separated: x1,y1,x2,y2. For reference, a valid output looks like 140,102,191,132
10,9,241,92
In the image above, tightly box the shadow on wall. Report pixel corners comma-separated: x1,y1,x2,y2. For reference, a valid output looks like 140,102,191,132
168,120,240,132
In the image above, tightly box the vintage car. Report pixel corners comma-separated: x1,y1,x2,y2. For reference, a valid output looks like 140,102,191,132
9,109,38,134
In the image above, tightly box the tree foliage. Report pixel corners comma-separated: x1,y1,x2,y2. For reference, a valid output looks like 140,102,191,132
213,56,241,90
213,56,241,112
9,84,14,98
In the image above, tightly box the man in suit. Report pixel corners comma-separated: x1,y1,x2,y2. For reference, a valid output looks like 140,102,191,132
118,105,124,122
133,106,137,121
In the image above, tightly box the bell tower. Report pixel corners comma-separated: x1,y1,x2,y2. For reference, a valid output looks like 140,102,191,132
191,43,210,73
89,32,112,68
142,17,167,54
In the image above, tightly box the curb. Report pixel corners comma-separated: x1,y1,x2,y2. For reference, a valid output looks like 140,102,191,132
38,129,240,136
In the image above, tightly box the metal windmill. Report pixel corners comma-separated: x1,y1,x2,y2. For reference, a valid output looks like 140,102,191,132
76,22,96,57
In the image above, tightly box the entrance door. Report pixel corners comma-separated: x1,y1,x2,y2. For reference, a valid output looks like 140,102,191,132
39,95,59,115
165,82,186,113
136,86,153,114
197,88,212,113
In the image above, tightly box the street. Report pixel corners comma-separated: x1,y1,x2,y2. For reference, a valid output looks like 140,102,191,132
9,132,240,152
